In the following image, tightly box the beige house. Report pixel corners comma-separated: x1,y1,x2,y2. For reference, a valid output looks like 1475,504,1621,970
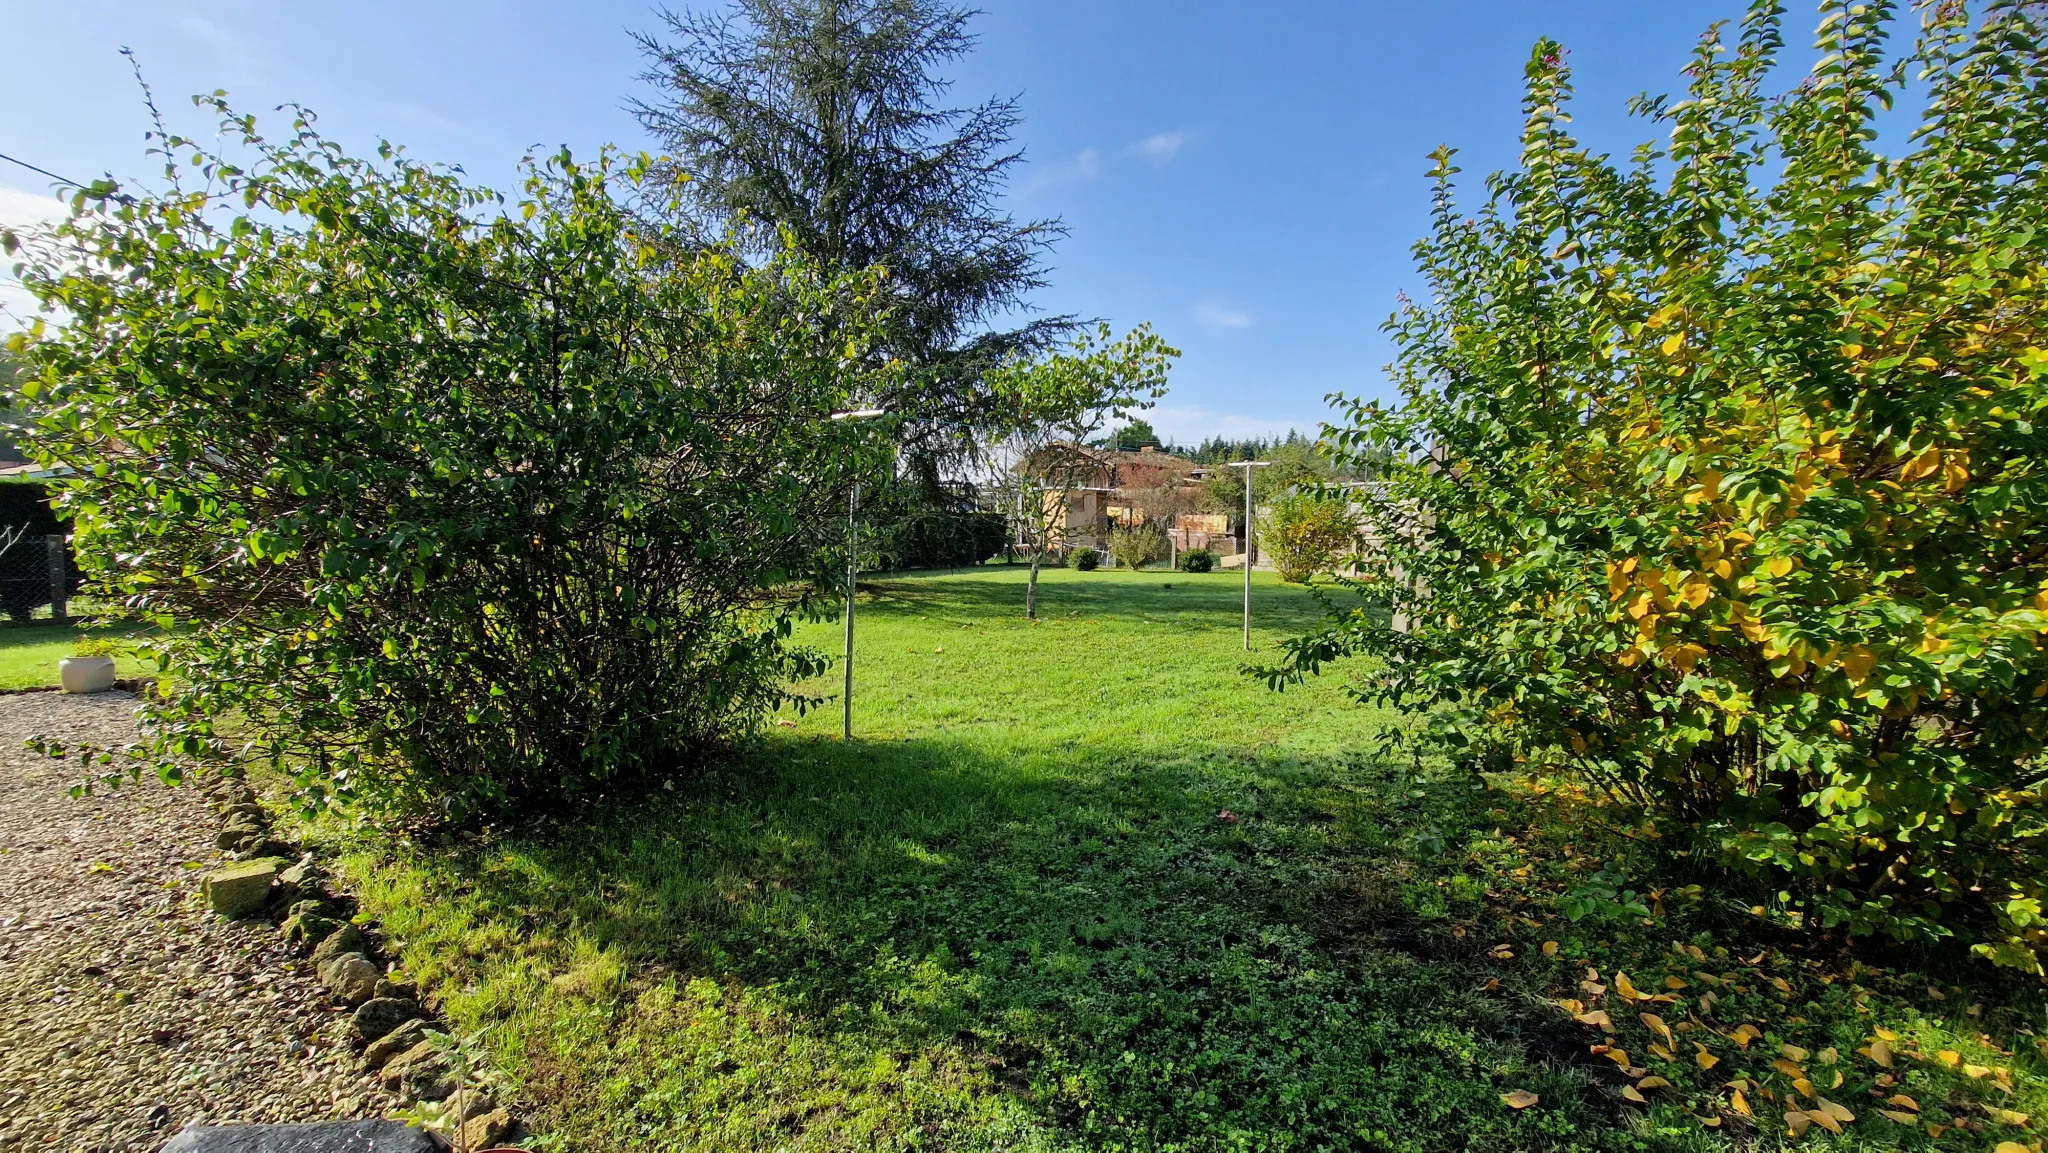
1031,446,1240,555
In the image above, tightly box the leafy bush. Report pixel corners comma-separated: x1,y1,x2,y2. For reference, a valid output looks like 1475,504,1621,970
1177,547,1214,573
1069,547,1100,572
876,503,1006,571
1261,492,1356,584
1108,522,1168,570
6,102,892,819
1279,3,2048,970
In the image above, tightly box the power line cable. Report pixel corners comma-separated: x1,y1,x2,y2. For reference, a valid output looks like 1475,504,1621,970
0,152,84,189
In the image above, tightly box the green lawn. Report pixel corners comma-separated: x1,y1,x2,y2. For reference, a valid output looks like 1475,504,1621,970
0,621,156,688
329,568,2046,1152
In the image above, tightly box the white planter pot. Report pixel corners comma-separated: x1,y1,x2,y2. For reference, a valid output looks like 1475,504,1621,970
58,656,116,694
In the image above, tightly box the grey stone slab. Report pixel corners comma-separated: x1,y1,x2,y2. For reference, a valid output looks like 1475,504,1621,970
159,1119,437,1153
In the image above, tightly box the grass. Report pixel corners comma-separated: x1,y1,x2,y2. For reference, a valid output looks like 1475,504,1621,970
0,620,157,688
324,567,2047,1152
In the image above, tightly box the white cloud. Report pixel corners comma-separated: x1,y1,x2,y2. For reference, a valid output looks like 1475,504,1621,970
1192,299,1253,330
0,187,69,331
1147,405,1313,447
1125,131,1186,164
1017,147,1102,199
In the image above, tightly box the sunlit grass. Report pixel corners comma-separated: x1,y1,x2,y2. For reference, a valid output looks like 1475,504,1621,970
327,567,2046,1153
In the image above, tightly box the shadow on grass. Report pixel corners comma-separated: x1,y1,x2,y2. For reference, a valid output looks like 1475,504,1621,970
352,729,1606,1152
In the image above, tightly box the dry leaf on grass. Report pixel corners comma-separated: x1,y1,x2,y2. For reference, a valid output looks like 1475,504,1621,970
1640,1013,1673,1045
1694,1044,1720,1070
1877,1109,1918,1124
1988,1108,2030,1127
1501,1091,1539,1110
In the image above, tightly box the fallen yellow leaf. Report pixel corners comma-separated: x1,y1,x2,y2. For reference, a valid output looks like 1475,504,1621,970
1994,1143,2029,1153
1641,1013,1673,1045
1621,1085,1647,1103
1637,1076,1672,1091
1542,940,1559,957
1501,1090,1539,1110
1815,1097,1854,1124
1780,1043,1808,1062
1556,998,1585,1015
1878,1109,1918,1124
1664,976,1689,990
1772,1058,1807,1079
1964,1063,1992,1079
1785,1110,1811,1137
1614,973,1641,1001
1730,1024,1761,1049
1574,1009,1613,1031
1936,1050,1961,1068
1694,1044,1720,1070
1868,1038,1893,1067
1885,1094,1919,1112
1729,1089,1752,1117
1807,1108,1843,1135
1873,1026,1899,1041
1988,1108,2030,1127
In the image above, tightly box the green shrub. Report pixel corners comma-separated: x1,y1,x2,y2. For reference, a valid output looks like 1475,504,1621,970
1177,548,1214,573
1069,547,1100,571
8,102,893,819
1261,492,1356,584
1278,3,2048,971
1108,522,1167,570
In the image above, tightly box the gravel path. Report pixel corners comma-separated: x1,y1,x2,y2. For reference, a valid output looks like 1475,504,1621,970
0,691,392,1152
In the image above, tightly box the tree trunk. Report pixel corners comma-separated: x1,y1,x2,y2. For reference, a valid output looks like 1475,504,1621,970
1026,551,1042,620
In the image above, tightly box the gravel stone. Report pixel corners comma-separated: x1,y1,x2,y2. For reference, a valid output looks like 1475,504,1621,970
458,1108,512,1150
202,858,285,918
309,924,368,968
317,953,381,1005
350,998,420,1045
282,911,343,948
379,1040,459,1102
0,692,393,1151
361,1019,431,1070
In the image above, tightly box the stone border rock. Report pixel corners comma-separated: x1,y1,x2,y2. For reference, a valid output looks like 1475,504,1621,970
197,780,519,1152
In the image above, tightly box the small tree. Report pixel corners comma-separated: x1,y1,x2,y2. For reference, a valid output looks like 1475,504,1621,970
1261,492,1357,584
1108,521,1168,571
991,323,1176,618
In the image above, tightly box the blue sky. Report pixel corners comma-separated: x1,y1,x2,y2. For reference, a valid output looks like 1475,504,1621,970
1,0,1770,442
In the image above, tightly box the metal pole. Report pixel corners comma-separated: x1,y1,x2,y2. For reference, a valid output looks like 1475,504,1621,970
1243,470,1253,650
46,535,66,624
1230,461,1270,651
843,481,857,740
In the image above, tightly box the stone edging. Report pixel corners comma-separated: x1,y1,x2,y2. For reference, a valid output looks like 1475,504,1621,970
199,778,520,1151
